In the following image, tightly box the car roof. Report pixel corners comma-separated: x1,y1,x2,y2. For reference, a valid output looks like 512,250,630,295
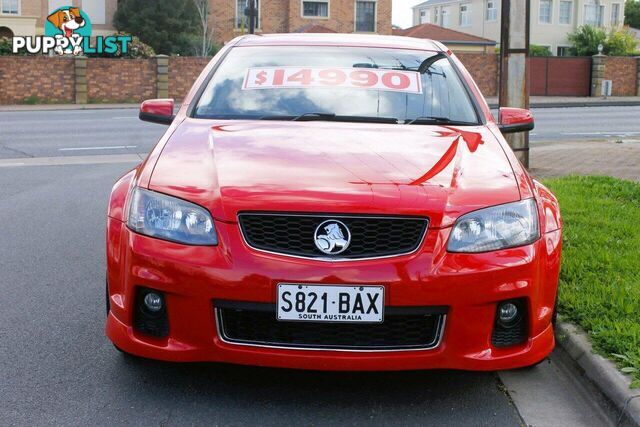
233,33,444,51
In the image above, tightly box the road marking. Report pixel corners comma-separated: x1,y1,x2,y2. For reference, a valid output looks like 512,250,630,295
59,145,137,151
111,116,137,120
0,154,141,167
563,132,640,136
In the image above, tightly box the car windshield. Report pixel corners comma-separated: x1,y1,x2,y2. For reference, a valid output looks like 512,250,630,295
194,46,479,124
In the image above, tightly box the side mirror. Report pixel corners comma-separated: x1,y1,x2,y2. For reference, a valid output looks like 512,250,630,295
139,99,175,125
498,107,534,134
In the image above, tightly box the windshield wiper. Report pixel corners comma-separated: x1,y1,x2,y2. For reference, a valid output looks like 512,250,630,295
405,116,477,126
259,113,398,124
292,112,336,121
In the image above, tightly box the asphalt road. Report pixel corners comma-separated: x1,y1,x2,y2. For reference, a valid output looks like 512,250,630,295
1,105,639,159
0,106,626,426
528,106,640,142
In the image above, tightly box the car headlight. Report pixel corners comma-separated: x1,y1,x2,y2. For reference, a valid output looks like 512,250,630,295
447,199,539,253
127,187,217,246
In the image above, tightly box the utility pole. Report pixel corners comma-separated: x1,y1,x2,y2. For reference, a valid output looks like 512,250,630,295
245,0,257,34
499,0,530,167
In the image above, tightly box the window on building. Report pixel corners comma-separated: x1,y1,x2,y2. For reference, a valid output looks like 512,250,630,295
433,8,439,24
236,0,261,29
584,2,604,26
1,0,18,14
419,9,430,24
459,3,471,26
557,46,573,56
559,1,571,24
441,7,450,27
486,1,497,21
355,1,375,32
611,3,620,26
303,1,329,17
82,0,106,25
539,0,552,23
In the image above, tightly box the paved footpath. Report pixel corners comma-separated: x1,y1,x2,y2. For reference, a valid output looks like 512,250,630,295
530,140,640,182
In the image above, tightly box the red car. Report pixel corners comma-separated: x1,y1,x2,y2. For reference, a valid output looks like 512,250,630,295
105,34,562,371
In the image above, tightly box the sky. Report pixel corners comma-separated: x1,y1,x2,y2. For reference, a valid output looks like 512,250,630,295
393,0,424,28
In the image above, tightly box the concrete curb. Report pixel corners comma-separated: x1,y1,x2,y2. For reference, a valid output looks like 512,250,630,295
556,321,640,426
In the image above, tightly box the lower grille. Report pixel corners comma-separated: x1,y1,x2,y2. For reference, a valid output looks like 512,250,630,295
215,301,447,351
491,323,527,347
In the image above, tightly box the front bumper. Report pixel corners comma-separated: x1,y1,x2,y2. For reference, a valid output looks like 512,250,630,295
105,217,561,371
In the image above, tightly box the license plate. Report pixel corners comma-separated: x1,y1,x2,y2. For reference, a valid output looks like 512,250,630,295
277,284,384,323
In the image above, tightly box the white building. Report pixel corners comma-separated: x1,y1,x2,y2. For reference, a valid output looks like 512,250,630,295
411,0,625,56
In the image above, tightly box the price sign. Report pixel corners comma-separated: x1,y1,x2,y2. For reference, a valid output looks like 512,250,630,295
242,67,422,94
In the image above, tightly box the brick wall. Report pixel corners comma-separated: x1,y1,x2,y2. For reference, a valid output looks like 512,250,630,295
0,54,637,105
604,56,638,97
263,0,290,33
0,57,74,104
211,0,240,46
210,0,392,46
169,57,211,100
456,53,499,97
86,58,156,103
286,0,391,34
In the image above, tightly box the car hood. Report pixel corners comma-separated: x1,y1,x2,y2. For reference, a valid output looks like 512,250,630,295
148,119,521,228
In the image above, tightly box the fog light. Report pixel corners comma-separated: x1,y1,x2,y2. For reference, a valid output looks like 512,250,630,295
143,292,163,313
493,298,527,347
499,302,518,323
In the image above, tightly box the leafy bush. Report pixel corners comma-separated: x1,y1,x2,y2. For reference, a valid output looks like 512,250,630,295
0,36,13,55
529,44,552,56
569,25,637,56
604,27,638,56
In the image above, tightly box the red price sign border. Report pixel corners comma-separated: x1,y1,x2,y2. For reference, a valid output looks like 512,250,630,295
242,66,423,94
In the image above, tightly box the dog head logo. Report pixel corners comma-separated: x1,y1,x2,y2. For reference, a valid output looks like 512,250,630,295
47,7,85,37
44,6,92,55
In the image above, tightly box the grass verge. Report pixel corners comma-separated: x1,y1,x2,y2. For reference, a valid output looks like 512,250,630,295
543,176,640,387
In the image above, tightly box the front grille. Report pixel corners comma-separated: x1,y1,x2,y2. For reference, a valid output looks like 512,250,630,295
238,213,428,260
215,301,447,351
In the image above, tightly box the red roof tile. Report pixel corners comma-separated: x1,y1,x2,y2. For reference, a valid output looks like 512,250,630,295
394,23,496,45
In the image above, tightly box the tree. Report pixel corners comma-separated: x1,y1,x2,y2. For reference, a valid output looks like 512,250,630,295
568,25,607,55
625,0,640,28
192,0,215,57
113,0,198,55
